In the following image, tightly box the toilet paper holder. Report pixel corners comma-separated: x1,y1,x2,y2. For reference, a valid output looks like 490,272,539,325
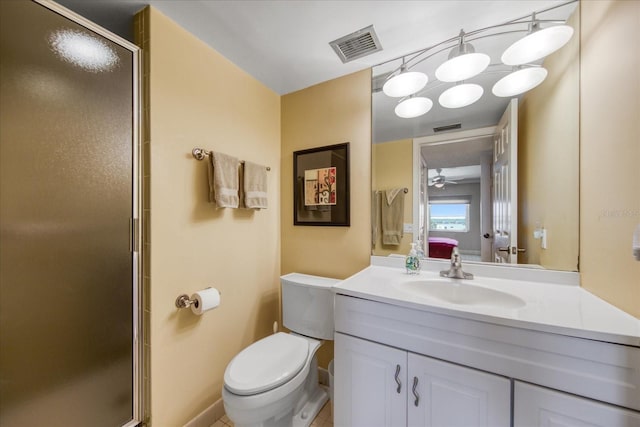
175,294,197,309
175,288,220,309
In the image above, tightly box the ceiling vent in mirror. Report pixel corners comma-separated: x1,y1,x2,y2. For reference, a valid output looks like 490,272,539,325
433,123,462,133
330,25,382,63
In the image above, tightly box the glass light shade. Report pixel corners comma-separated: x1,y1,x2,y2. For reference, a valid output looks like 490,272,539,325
383,71,428,97
434,182,445,188
435,52,490,82
492,67,548,97
501,25,574,66
438,84,483,109
395,96,433,118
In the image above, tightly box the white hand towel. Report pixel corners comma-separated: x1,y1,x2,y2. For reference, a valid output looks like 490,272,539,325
208,151,239,208
241,161,268,209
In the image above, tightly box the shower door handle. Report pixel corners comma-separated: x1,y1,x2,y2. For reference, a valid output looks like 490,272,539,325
129,218,139,253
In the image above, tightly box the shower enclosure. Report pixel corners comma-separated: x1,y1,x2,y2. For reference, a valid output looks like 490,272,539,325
0,0,142,425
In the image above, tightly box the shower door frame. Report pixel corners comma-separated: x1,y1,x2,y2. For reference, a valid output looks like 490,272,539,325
32,1,144,425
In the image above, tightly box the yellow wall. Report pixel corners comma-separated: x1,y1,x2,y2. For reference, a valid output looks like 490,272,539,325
579,0,640,318
518,7,580,271
281,69,372,367
141,7,282,425
372,139,413,256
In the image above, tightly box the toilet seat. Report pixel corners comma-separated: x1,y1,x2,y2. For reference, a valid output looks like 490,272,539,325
224,332,309,396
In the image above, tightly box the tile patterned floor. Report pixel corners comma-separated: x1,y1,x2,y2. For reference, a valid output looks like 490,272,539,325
211,413,233,427
210,401,333,427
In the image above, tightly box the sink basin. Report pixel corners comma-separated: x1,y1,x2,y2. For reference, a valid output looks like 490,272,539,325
394,279,526,309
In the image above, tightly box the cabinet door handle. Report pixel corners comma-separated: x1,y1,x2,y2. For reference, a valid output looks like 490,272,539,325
412,376,420,407
394,364,402,393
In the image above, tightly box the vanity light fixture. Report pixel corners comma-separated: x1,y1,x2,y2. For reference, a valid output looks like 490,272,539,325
492,66,548,97
439,83,484,109
435,31,490,83
382,59,428,98
501,13,574,66
395,95,434,118
380,0,576,119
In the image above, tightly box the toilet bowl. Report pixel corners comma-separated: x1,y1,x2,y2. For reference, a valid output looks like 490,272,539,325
222,273,338,427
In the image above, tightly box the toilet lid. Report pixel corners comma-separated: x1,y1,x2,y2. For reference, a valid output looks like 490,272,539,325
224,332,309,396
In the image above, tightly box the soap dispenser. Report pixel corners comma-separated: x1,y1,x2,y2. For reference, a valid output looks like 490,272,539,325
405,242,421,274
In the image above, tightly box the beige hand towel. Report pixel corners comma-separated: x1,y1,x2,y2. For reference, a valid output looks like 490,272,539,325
241,161,268,209
381,188,405,245
372,190,380,248
207,151,239,208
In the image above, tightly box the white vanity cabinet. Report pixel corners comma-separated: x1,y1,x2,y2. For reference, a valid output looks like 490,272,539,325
408,352,510,426
333,293,640,427
335,333,511,427
514,382,640,426
334,333,407,427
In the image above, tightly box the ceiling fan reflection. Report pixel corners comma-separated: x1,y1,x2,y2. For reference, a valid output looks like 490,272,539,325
429,168,459,188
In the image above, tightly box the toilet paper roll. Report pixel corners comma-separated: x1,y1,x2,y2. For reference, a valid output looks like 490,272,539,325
190,288,221,315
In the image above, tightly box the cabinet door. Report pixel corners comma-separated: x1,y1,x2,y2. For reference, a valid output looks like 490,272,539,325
334,333,407,427
514,382,640,427
407,353,511,427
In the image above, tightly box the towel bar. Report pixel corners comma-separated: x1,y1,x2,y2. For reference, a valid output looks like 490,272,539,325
192,147,271,171
375,188,408,194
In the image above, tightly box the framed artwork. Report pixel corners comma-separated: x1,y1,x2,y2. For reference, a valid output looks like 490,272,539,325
293,142,350,226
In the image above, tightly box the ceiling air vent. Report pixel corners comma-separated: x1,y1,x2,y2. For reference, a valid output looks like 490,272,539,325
434,123,462,133
330,25,383,63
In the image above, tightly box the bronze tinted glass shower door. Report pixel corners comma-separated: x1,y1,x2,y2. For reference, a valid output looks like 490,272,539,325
0,1,139,426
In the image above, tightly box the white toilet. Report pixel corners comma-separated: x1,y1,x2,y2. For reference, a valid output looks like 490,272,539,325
222,273,338,427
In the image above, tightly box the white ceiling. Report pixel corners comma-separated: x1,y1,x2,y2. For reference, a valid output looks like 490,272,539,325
422,137,493,183
57,0,573,95
428,165,483,184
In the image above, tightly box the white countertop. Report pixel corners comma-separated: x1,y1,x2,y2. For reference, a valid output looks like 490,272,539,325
333,261,640,347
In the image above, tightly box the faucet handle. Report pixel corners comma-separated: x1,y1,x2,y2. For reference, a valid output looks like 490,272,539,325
450,246,460,262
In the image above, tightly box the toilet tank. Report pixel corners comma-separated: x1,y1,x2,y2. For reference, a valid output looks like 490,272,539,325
281,273,339,340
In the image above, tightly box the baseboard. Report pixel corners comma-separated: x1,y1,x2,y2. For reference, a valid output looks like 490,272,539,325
184,397,225,427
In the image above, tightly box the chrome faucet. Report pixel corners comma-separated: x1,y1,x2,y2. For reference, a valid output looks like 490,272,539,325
440,247,474,279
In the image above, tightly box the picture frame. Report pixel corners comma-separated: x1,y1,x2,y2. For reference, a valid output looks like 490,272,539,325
293,142,350,226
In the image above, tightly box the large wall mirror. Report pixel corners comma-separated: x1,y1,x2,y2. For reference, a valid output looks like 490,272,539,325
372,1,579,271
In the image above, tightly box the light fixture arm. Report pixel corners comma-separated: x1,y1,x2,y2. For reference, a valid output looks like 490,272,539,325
385,55,410,81
529,12,541,33
458,29,466,47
